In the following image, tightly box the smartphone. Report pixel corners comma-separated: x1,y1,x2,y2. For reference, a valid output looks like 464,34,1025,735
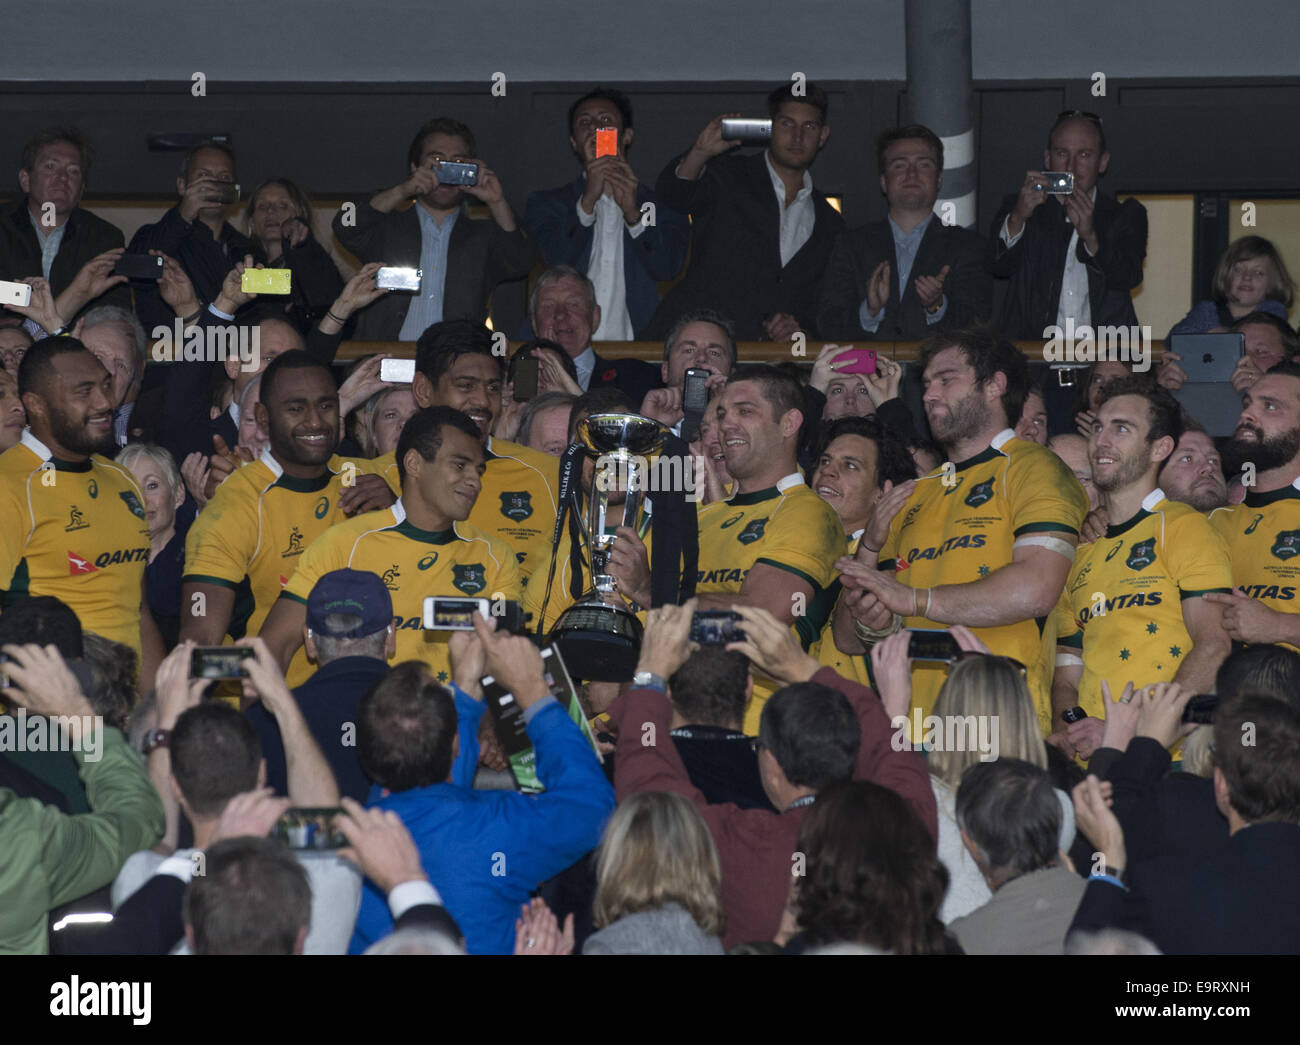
240,268,291,295
436,161,479,186
375,267,421,292
1181,694,1219,725
190,646,254,680
207,182,240,204
720,118,772,144
113,254,164,280
690,610,745,645
513,355,539,401
595,127,619,158
423,596,491,630
379,357,416,383
272,807,347,850
1037,171,1075,195
906,628,961,662
836,348,878,376
681,367,711,440
0,280,32,308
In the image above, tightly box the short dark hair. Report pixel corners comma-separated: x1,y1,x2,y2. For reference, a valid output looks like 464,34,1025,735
414,319,502,388
1095,375,1183,449
1216,645,1300,711
407,117,477,168
955,759,1061,882
17,335,94,400
394,405,483,487
726,363,805,425
82,633,136,731
170,703,262,818
1213,694,1300,823
668,648,750,729
357,661,458,791
179,140,236,181
876,124,943,175
21,126,92,178
758,682,860,790
568,387,632,441
767,81,829,122
1264,359,1300,385
814,415,917,489
1231,311,1300,359
1048,111,1107,157
259,349,334,407
183,837,310,955
919,328,1029,428
663,309,737,368
0,596,83,659
567,87,634,134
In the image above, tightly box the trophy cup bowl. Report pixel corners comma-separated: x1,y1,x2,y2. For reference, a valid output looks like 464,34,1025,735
550,413,668,681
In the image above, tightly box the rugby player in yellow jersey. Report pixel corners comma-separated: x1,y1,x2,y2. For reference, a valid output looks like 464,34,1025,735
1052,378,1232,761
260,406,521,686
833,328,1088,722
371,321,559,576
689,364,847,733
0,337,163,686
1206,363,1300,648
180,351,396,684
806,416,917,686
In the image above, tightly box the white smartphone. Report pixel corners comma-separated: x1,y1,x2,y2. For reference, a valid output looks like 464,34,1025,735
379,358,416,383
423,596,490,630
0,280,33,308
376,267,421,292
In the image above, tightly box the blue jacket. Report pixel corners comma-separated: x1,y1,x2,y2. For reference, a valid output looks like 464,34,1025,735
525,174,689,338
348,686,613,955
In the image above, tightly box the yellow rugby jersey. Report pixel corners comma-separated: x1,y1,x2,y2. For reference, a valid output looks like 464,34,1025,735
1056,489,1232,720
880,429,1088,721
809,531,873,690
281,499,522,685
0,433,151,658
183,448,387,685
376,436,558,578
1210,479,1300,651
697,473,846,733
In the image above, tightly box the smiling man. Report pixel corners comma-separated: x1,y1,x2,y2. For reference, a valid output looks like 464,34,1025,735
0,337,163,685
260,406,521,686
817,124,991,339
180,351,396,685
1052,378,1232,761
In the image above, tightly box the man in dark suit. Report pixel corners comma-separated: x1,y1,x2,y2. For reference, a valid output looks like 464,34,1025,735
1071,691,1300,954
0,127,130,322
529,265,661,406
648,82,844,342
817,124,991,340
989,112,1147,339
525,87,688,340
332,117,535,341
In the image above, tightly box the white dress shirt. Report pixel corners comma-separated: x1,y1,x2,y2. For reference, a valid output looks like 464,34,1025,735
577,180,643,341
1000,187,1097,328
764,153,815,267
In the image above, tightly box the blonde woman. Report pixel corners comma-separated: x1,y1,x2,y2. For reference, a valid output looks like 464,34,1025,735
118,442,190,648
871,626,1076,924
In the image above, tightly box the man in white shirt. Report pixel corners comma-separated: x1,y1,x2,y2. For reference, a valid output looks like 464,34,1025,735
989,111,1147,340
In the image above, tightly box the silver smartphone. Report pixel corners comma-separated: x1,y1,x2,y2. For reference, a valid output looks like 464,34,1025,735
720,118,772,144
376,266,421,292
0,280,32,308
379,358,416,383
1037,171,1075,195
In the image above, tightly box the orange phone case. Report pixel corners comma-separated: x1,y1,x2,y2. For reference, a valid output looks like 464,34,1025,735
595,127,618,158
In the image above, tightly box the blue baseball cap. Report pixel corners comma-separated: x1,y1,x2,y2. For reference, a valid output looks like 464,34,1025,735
306,569,393,638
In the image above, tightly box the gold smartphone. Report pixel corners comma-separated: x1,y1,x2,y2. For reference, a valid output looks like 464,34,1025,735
241,268,292,295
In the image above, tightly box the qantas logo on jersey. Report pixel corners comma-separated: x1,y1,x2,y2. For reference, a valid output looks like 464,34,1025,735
1272,530,1300,560
1240,584,1297,600
119,491,145,519
499,492,533,521
452,564,487,594
905,534,987,562
963,479,995,507
67,551,97,575
697,567,749,585
1125,539,1156,571
69,547,149,573
393,616,425,631
1077,591,1164,623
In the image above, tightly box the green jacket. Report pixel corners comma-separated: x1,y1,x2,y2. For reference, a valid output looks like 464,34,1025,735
0,727,164,954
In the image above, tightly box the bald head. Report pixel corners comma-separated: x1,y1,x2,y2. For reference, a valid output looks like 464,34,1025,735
1049,433,1099,510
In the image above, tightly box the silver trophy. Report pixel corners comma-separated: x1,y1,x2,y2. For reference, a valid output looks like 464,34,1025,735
550,413,667,680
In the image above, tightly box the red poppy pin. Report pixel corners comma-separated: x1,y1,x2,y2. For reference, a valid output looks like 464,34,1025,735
601,369,617,383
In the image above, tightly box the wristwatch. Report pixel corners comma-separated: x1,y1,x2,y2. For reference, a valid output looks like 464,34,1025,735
631,670,666,691
142,728,171,755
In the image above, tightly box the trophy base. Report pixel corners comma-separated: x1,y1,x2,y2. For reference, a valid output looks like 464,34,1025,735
550,596,644,682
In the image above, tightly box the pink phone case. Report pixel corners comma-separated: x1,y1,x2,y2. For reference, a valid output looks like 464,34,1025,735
837,349,878,375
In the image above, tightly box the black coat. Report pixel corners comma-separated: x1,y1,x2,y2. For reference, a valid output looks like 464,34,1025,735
0,200,130,318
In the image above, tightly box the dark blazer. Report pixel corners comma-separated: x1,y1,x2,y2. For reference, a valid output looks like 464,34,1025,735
0,200,129,318
1070,821,1300,954
332,201,535,340
816,217,992,339
587,350,661,409
128,206,253,333
648,151,844,340
988,191,1147,339
525,175,689,338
